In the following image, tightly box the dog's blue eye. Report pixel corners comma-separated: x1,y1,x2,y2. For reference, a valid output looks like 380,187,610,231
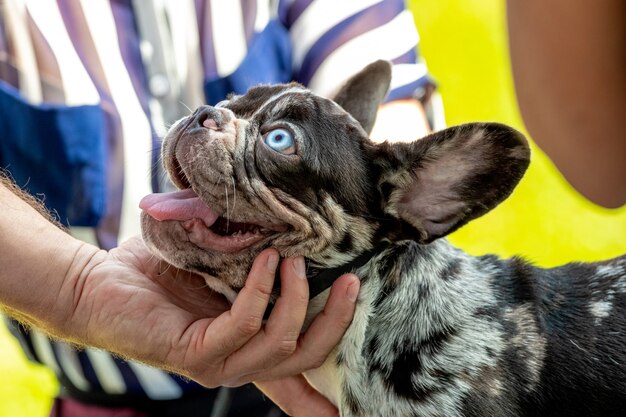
264,128,295,155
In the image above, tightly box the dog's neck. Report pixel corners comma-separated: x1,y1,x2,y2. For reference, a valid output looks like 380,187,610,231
263,242,392,320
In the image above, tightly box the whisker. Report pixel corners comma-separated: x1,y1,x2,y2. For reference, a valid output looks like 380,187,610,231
224,181,230,233
230,176,237,216
158,259,173,276
179,101,193,114
158,170,171,189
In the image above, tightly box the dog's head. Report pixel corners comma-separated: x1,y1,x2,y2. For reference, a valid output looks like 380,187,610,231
140,60,530,293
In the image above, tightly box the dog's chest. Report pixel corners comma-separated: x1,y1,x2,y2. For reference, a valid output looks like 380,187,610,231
303,279,379,408
302,241,511,417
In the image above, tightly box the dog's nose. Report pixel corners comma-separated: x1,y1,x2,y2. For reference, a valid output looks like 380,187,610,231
194,105,221,130
193,105,232,131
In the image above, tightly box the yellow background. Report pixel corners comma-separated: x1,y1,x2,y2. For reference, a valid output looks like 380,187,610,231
1,1,625,415
410,0,626,265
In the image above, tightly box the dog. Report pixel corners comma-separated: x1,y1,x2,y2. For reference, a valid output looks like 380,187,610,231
140,60,626,417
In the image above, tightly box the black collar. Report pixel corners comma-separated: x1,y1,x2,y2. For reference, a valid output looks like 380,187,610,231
263,242,390,319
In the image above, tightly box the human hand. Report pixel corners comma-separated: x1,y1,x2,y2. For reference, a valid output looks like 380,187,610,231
62,237,359,391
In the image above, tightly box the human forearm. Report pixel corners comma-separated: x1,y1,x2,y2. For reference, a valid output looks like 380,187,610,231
507,0,626,207
0,174,101,337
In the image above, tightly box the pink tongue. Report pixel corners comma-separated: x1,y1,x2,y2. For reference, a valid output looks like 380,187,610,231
139,188,220,225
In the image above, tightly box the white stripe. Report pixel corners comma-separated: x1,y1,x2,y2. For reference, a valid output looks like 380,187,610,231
136,0,203,136
128,362,183,400
30,330,61,374
79,0,153,243
429,92,447,131
254,0,271,33
24,0,99,106
164,0,204,110
308,11,419,98
3,0,42,103
210,0,248,77
388,63,429,91
290,0,381,71
56,342,90,391
85,349,127,394
210,388,232,417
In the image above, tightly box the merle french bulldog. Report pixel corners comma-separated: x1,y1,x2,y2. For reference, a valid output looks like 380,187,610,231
140,60,626,417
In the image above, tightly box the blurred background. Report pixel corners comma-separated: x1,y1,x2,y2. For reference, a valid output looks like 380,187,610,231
1,0,624,415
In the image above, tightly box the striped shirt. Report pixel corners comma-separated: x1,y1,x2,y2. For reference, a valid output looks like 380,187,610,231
1,0,434,409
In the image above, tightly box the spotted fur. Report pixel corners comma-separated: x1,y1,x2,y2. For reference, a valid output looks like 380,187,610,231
141,61,626,416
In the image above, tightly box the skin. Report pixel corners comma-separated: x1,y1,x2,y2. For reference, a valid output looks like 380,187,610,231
0,176,359,416
507,0,626,208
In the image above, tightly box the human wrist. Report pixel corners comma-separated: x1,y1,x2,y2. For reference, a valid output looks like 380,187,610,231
49,240,106,342
0,179,102,341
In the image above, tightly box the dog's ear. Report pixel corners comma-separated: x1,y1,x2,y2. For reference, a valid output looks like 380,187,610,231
369,123,530,243
332,60,392,135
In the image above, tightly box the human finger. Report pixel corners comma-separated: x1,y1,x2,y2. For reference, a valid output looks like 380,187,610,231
219,255,310,381
256,376,340,417
194,248,279,370
263,256,309,357
246,273,359,381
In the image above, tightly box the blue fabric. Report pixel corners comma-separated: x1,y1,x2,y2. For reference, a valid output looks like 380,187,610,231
204,19,292,105
0,81,106,226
